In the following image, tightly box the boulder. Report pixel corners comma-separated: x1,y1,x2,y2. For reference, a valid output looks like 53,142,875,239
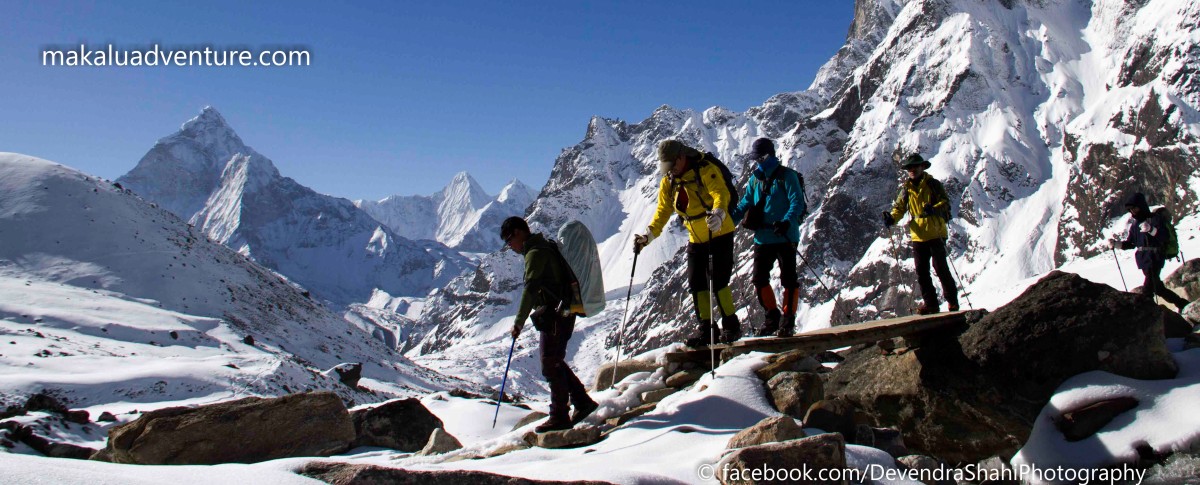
640,388,676,405
1164,258,1200,300
97,412,117,422
726,416,806,449
824,271,1180,464
665,369,706,389
717,433,846,485
959,271,1178,395
1054,397,1139,442
605,403,657,427
4,422,96,459
511,411,549,431
755,350,822,381
96,392,353,464
801,399,862,440
523,426,602,449
767,372,824,419
1162,309,1194,338
298,462,615,484
592,359,659,390
1184,302,1200,326
332,363,363,389
416,428,463,456
352,398,444,452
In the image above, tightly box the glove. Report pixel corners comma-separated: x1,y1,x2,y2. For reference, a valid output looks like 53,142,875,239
511,321,524,340
1139,221,1156,236
772,221,790,236
706,208,726,232
921,203,935,217
882,212,895,227
633,233,654,253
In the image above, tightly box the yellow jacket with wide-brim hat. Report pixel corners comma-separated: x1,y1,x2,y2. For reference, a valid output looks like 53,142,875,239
889,156,950,242
647,153,736,243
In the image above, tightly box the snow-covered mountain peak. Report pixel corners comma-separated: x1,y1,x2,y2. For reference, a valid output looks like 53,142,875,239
497,179,534,204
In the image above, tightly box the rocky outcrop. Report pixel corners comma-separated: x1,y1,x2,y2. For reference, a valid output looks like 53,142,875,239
824,271,1179,464
767,372,824,419
1165,259,1200,301
717,433,847,485
512,411,549,431
1,421,96,459
351,398,444,452
298,462,616,484
416,428,463,456
95,392,354,464
727,416,806,449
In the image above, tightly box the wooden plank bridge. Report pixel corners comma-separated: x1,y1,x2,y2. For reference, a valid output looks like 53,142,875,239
664,311,973,364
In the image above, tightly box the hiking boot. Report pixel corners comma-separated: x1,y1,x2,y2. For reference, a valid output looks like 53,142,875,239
570,399,599,425
756,309,781,337
684,320,718,348
720,314,742,344
947,303,960,312
916,304,940,315
535,415,573,433
776,313,796,338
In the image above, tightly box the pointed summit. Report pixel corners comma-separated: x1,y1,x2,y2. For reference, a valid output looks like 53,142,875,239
117,107,262,219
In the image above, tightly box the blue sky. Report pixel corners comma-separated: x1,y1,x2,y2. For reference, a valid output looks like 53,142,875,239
1,1,854,200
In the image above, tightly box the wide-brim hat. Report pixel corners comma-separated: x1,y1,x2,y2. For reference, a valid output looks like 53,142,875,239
901,154,931,169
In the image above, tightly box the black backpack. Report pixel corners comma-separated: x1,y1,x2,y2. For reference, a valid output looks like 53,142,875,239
692,152,739,215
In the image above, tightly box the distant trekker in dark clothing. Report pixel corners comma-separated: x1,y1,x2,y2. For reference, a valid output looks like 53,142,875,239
883,154,959,315
1113,193,1190,311
502,217,598,432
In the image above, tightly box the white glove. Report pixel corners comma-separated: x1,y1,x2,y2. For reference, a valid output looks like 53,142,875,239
706,208,726,232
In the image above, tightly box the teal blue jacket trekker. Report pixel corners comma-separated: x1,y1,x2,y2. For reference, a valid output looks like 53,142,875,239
731,155,806,245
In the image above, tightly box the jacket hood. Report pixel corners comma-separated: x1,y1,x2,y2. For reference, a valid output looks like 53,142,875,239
1125,193,1151,215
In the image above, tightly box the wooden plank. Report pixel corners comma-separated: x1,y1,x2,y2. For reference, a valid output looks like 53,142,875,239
664,311,969,364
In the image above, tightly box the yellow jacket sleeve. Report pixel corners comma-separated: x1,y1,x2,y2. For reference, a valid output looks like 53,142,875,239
647,176,673,238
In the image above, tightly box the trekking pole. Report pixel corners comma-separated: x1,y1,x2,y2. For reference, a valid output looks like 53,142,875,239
1111,247,1129,292
946,256,974,310
795,247,853,322
492,336,517,429
610,246,640,389
706,219,717,378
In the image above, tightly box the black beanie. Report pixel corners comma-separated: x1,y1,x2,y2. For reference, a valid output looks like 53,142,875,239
751,138,775,158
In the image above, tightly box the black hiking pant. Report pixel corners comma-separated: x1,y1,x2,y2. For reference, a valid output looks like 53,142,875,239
539,314,589,420
686,232,735,319
752,242,799,289
912,238,958,309
1141,258,1189,309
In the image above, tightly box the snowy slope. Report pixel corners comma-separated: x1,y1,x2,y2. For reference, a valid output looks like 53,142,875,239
117,108,468,309
0,153,472,426
411,0,1200,389
357,174,536,252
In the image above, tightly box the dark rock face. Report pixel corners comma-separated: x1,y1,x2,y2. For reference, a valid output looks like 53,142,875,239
717,433,847,485
298,462,616,485
959,271,1178,399
96,392,354,464
1,421,96,460
351,398,444,452
333,363,363,389
825,271,1179,464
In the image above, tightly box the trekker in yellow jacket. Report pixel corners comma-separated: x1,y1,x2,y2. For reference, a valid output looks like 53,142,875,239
633,140,741,346
883,154,959,315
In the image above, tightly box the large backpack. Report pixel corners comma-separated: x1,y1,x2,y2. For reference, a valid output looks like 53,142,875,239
692,152,739,216
1153,207,1180,260
554,220,605,317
